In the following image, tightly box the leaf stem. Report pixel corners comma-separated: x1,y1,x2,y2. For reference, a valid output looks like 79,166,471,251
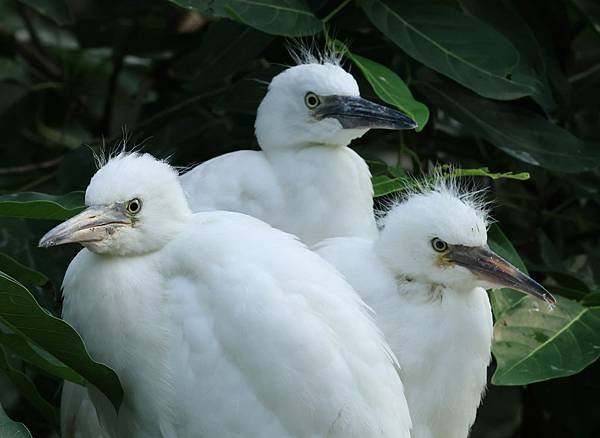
322,0,353,23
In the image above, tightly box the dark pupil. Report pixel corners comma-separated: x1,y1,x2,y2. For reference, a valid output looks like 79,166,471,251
308,95,317,106
435,240,444,250
130,201,138,212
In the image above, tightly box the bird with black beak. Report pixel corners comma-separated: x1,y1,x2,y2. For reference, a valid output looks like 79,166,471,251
180,49,417,246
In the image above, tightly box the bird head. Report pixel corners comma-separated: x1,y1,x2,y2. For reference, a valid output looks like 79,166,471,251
376,180,555,304
255,63,417,152
39,152,192,256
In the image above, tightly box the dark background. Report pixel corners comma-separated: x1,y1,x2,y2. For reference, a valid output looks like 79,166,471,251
0,0,599,436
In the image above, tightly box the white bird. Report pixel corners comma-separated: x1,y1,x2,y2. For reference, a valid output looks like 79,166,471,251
315,178,555,438
61,383,105,438
41,152,412,438
180,57,416,246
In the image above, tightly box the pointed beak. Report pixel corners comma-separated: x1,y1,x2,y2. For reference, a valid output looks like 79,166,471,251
445,245,556,305
314,95,417,130
39,205,131,248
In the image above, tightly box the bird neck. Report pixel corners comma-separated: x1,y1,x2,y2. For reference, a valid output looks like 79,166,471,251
266,145,377,243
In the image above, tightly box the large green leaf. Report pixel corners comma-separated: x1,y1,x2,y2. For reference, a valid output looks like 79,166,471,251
221,0,322,36
0,272,123,411
0,402,31,438
169,0,322,36
488,228,600,385
0,192,84,220
416,79,600,173
492,296,600,385
360,0,537,100
338,46,429,131
458,0,555,111
175,21,273,92
0,253,48,287
0,317,82,384
0,347,57,424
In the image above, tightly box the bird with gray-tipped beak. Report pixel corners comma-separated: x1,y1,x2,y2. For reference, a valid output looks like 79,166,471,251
41,152,413,438
315,178,555,438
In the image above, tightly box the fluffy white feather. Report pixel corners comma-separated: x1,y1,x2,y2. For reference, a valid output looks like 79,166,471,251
316,176,552,438
53,152,412,438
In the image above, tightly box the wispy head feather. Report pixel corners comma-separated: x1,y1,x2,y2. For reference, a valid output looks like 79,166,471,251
377,165,493,229
286,38,344,67
91,129,152,170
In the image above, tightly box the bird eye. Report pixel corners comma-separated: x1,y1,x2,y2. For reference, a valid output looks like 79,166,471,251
126,198,142,215
304,92,320,109
431,238,448,253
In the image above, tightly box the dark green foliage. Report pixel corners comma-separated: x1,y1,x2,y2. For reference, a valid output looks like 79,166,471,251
0,0,598,436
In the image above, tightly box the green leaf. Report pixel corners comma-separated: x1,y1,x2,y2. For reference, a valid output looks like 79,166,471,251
451,167,530,180
0,253,48,286
175,21,273,92
17,0,72,25
580,293,600,307
372,174,412,197
488,227,600,385
0,402,31,438
0,272,123,411
169,0,322,36
337,45,429,131
0,317,82,384
361,0,537,100
416,79,600,173
372,166,528,197
492,296,600,385
0,192,85,220
458,0,556,111
0,347,57,424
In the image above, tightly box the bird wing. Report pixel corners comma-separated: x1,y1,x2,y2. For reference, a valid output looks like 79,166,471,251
61,382,109,438
316,237,494,438
161,212,412,438
179,150,283,221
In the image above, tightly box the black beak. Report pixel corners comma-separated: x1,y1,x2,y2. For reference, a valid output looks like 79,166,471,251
446,245,556,305
314,95,417,130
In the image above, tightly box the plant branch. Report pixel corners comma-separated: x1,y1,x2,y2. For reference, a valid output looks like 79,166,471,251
133,87,228,132
16,3,46,56
0,25,61,79
0,157,62,176
322,0,353,23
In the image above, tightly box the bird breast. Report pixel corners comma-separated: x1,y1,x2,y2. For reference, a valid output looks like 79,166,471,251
268,146,377,244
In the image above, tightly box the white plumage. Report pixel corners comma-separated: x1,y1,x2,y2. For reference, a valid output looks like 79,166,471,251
61,383,106,438
180,61,416,246
315,179,555,438
42,152,412,438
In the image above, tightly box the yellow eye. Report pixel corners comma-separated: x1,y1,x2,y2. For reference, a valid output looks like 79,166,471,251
304,92,320,109
431,237,448,253
126,198,142,215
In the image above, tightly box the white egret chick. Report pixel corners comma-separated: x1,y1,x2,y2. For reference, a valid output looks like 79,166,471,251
180,56,417,245
41,152,412,438
315,179,555,438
